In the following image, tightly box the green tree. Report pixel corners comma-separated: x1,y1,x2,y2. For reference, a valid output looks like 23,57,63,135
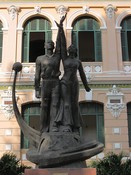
90,152,131,175
0,152,31,175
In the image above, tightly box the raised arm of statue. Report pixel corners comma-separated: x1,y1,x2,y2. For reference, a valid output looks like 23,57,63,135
55,24,61,55
35,58,41,98
55,15,67,61
60,24,67,61
78,61,91,92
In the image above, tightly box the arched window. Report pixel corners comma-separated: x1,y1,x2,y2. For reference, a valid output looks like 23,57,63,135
72,16,102,62
0,21,3,62
79,102,105,144
21,102,40,149
22,17,52,63
127,102,131,147
121,16,131,61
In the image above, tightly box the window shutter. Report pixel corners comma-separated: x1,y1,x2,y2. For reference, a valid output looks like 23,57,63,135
30,18,37,30
39,19,45,30
97,114,105,144
72,31,78,48
95,31,102,61
128,114,131,147
0,32,3,62
22,32,29,62
46,31,52,41
127,18,131,30
121,16,131,61
0,22,3,62
121,31,128,61
21,103,40,149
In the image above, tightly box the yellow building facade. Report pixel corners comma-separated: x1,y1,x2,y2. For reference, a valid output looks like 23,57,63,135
0,0,131,166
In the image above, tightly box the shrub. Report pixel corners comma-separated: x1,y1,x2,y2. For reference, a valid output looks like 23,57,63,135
0,152,31,175
121,159,131,175
90,152,131,175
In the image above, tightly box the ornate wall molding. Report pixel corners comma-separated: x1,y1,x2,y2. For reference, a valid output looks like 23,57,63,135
67,8,107,29
116,8,131,28
105,4,117,19
17,8,57,30
0,86,18,120
56,5,68,18
7,5,20,20
0,14,8,30
84,65,102,73
34,6,41,14
124,65,131,73
106,85,125,118
83,5,90,14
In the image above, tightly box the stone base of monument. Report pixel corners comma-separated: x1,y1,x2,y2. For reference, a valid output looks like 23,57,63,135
26,132,103,168
24,168,96,175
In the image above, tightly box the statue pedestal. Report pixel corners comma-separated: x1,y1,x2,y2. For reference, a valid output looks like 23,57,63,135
25,168,96,175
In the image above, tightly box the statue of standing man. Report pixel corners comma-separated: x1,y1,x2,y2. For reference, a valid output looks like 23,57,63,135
35,17,66,133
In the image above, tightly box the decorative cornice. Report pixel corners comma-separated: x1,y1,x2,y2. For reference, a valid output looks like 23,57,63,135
80,83,131,89
1,83,131,91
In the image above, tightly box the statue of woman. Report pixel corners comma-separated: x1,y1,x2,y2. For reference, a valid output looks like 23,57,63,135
53,17,91,133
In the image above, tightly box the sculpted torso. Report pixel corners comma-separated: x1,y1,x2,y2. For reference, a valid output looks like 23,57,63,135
37,54,60,79
62,57,80,81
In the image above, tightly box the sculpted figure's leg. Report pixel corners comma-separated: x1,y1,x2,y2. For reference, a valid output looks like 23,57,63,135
40,98,50,133
40,80,51,133
50,82,60,132
71,81,81,132
61,82,73,132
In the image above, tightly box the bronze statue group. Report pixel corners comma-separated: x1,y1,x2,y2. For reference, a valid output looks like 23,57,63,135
12,14,104,168
35,15,91,134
